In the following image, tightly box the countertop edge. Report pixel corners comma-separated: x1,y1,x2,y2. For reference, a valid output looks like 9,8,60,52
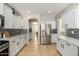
58,36,79,47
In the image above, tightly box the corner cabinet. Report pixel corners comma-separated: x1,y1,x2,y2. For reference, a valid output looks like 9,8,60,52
57,38,79,56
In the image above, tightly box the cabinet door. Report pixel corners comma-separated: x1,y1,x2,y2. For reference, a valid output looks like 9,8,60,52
18,16,22,29
13,15,18,29
57,39,62,54
51,34,57,43
62,9,76,29
19,36,24,49
63,42,78,56
0,3,3,15
66,9,76,28
13,15,22,29
3,4,13,28
16,38,21,53
9,38,17,56
0,3,1,14
57,38,65,55
62,13,68,29
75,6,79,28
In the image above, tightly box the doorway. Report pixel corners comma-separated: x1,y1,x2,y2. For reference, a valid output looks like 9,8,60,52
32,21,38,44
28,19,38,44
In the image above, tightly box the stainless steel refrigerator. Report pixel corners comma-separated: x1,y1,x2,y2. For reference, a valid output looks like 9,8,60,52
40,24,51,44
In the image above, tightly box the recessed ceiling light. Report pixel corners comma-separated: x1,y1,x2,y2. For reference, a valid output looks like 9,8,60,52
27,10,30,13
48,10,52,14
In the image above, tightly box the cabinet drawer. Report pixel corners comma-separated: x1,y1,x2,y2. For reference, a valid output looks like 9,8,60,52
63,40,78,56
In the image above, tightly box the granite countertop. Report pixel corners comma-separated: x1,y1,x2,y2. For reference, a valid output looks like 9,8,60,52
0,33,27,41
59,36,79,47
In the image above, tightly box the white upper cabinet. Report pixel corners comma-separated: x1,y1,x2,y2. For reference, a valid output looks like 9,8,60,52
3,4,13,28
0,3,23,29
21,19,27,29
61,8,76,29
0,3,2,14
61,5,79,29
13,13,22,29
75,6,79,28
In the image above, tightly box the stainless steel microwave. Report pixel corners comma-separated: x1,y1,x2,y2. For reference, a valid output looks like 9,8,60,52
66,29,79,39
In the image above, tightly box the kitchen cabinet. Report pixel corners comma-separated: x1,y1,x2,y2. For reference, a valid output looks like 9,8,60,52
0,3,1,14
16,37,20,53
23,34,27,45
19,36,24,49
51,34,58,43
61,6,79,29
57,38,65,55
0,3,22,29
9,34,27,56
61,9,75,29
13,14,23,29
21,19,27,29
61,12,68,29
57,38,78,56
57,38,62,54
3,4,13,28
63,41,78,56
9,37,17,56
13,15,19,29
0,3,3,15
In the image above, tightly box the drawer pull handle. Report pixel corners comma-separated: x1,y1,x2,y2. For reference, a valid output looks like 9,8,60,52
66,43,71,46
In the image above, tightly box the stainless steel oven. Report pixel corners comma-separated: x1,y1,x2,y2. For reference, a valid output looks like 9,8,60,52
0,40,9,56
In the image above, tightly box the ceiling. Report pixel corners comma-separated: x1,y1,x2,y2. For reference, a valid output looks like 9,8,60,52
8,3,70,16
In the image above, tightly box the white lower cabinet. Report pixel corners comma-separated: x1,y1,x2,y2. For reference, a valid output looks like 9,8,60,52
9,37,17,56
57,39,62,54
51,34,57,43
23,34,27,45
63,41,78,56
9,34,27,56
57,38,78,56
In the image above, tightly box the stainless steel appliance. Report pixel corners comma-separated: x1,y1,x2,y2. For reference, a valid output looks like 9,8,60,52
0,15,4,28
0,40,9,56
40,24,51,44
66,29,79,39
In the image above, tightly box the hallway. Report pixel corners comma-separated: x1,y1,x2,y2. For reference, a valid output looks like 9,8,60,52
17,34,60,56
